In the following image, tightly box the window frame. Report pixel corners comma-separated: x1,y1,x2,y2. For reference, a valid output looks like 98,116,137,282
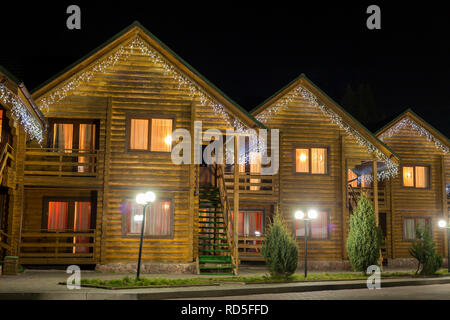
293,208,331,240
125,113,176,153
401,164,431,189
402,216,432,241
121,196,175,239
47,118,100,151
293,145,330,176
41,196,96,232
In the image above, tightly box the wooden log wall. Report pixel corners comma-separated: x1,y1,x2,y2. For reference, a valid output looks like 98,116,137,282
27,38,240,265
380,127,447,258
260,96,380,261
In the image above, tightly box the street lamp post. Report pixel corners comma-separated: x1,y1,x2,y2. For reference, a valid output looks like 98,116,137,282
438,219,450,273
295,209,318,279
135,191,156,280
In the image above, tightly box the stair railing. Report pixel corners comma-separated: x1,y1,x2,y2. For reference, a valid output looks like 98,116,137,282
215,163,238,273
0,143,14,185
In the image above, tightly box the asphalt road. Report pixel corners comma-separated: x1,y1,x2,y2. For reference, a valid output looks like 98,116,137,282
179,283,450,300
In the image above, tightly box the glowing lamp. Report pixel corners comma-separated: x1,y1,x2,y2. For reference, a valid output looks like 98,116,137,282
295,210,305,220
307,210,318,220
438,219,447,228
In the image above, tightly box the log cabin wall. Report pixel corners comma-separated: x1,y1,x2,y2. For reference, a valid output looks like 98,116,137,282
380,127,448,260
27,33,249,266
260,95,380,262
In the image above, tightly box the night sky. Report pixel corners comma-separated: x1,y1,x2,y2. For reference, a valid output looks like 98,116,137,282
1,2,449,136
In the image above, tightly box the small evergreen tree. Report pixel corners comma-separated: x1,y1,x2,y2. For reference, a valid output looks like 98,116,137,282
409,226,443,275
346,194,380,274
261,212,298,278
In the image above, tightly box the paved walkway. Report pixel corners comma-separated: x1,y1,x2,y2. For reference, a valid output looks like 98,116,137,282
1,265,447,300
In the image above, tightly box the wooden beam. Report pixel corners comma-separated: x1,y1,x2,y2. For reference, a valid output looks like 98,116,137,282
340,135,347,260
187,101,195,262
372,160,379,224
441,155,448,259
233,135,239,273
100,97,113,264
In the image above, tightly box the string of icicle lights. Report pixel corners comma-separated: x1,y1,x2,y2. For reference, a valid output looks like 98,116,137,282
0,83,43,143
37,36,248,134
378,116,449,154
255,85,399,180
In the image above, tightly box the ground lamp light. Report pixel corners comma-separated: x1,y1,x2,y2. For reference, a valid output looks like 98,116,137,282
295,209,318,278
135,191,156,280
438,218,450,273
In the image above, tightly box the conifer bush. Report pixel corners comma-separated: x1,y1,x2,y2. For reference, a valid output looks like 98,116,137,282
261,212,299,278
409,226,443,275
346,194,380,274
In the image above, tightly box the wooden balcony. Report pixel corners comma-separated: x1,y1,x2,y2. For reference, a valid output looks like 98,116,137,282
238,235,265,261
24,148,103,187
347,186,388,210
19,229,97,265
224,173,278,202
0,143,15,188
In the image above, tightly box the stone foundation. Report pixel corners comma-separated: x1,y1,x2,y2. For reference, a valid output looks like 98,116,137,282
296,260,352,271
387,258,448,269
96,262,197,274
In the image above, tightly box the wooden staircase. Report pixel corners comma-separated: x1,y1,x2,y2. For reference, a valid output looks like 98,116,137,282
197,186,235,275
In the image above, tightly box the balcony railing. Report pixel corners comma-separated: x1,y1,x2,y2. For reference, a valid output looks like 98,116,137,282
347,186,387,210
224,173,277,198
238,235,265,261
25,148,100,177
19,229,97,264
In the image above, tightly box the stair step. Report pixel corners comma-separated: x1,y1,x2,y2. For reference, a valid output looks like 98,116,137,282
198,243,229,247
199,257,232,264
199,249,230,253
199,272,234,276
198,221,225,225
199,237,228,241
199,266,233,270
199,226,226,229
199,231,227,235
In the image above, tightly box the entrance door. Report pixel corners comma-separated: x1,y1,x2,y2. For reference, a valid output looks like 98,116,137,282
199,144,213,187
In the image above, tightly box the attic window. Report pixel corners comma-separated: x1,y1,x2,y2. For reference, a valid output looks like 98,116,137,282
295,147,327,174
402,166,429,188
129,117,173,152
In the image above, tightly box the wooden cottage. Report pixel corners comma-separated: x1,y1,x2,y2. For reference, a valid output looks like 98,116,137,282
376,109,450,267
0,66,46,260
16,22,264,274
250,74,401,268
2,22,447,274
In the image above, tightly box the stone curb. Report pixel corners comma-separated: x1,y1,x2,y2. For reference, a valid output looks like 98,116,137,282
2,277,450,300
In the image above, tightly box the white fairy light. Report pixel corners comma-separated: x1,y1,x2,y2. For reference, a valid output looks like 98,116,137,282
255,84,399,179
0,83,43,143
379,117,449,154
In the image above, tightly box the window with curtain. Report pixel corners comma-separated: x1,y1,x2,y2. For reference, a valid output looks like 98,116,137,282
402,166,429,188
249,152,261,191
295,210,329,239
125,199,172,237
129,117,173,152
53,123,73,152
295,147,327,174
73,201,92,253
78,124,96,173
47,201,70,231
403,217,431,240
235,210,264,237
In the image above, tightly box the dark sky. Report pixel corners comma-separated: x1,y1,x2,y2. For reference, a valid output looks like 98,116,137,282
1,2,449,136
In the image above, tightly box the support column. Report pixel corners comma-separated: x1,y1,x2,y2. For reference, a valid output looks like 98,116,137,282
441,156,448,261
373,160,382,269
233,135,239,273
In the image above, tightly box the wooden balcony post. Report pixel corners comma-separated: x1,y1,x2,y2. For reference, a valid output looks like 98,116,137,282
441,155,448,259
373,160,382,269
233,135,239,273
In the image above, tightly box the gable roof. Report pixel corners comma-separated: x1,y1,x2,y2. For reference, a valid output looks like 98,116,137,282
32,21,265,130
0,65,47,131
376,108,450,152
251,73,400,162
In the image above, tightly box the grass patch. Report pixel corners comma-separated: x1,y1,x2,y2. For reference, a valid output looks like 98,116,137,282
80,276,215,288
77,269,450,288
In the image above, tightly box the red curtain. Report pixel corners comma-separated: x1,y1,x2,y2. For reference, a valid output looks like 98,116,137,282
47,202,69,231
53,124,73,152
73,201,92,253
78,124,95,173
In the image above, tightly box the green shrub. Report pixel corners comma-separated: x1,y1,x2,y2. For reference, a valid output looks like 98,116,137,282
346,194,380,274
409,226,443,275
261,212,299,278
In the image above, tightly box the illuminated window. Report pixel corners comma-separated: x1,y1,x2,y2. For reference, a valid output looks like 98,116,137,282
402,166,429,188
295,147,327,174
403,217,431,240
129,117,173,152
295,210,329,239
124,199,172,236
